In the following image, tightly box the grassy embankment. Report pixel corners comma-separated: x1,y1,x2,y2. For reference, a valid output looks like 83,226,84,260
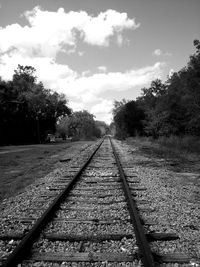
0,141,93,202
126,135,200,159
126,135,200,199
126,135,200,179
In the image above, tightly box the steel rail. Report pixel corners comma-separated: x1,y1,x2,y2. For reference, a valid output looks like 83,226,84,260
109,137,155,267
2,138,105,267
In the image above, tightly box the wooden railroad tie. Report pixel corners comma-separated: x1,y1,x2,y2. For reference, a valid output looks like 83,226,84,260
0,232,179,242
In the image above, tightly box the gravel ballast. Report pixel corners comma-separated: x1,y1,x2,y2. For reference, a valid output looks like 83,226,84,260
113,139,200,266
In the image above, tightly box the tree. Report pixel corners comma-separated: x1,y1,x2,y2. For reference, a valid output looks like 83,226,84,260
95,121,109,136
112,100,128,139
113,100,145,139
56,110,101,140
112,40,200,139
135,40,200,137
0,65,71,144
156,40,200,136
136,79,167,137
112,99,128,116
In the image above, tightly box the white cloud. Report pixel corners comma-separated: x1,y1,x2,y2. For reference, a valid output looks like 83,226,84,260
98,66,107,72
0,52,76,83
82,70,91,76
64,62,164,99
99,113,113,124
153,49,172,57
91,99,113,114
91,99,113,123
0,7,139,60
68,100,84,111
153,49,162,56
81,92,100,104
59,62,163,123
0,6,166,123
81,9,139,46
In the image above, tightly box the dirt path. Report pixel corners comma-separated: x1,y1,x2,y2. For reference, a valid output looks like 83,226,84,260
0,148,32,154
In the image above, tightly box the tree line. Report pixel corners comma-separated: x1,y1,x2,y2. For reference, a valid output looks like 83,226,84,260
0,65,106,145
113,40,200,139
56,111,108,140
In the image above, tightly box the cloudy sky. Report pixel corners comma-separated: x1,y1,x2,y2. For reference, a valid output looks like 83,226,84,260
0,0,199,123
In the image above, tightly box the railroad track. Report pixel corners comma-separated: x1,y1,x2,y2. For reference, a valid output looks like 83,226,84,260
0,137,193,266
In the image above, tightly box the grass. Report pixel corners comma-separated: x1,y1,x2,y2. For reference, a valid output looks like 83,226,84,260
0,141,93,202
126,135,200,159
126,135,200,189
157,135,200,154
126,135,200,176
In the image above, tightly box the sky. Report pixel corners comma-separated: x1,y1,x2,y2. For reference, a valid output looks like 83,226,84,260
0,0,199,124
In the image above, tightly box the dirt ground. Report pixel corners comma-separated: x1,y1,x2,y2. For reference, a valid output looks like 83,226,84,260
0,141,94,202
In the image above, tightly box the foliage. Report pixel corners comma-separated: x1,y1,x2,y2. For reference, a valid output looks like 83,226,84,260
113,39,200,138
0,65,71,144
95,121,109,136
113,100,145,139
137,79,168,137
56,110,101,140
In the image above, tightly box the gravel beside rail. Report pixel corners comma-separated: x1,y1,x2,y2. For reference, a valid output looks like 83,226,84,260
113,139,200,267
0,139,142,266
0,142,97,262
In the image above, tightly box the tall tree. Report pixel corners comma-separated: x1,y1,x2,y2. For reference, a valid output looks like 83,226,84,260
113,100,145,139
137,79,167,137
113,40,200,139
0,65,71,144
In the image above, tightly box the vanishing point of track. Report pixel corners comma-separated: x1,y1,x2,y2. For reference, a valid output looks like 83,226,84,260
0,137,191,266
